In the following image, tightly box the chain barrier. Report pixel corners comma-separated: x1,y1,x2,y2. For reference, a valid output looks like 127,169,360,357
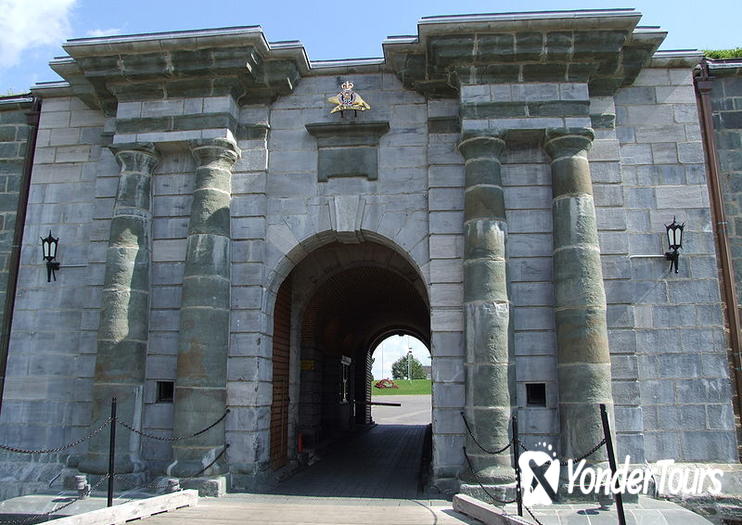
0,403,230,523
523,504,545,525
111,444,230,507
0,475,110,525
462,447,517,505
460,412,511,455
517,438,606,467
191,444,229,478
559,438,606,467
0,418,112,455
116,409,229,442
460,404,621,524
463,410,604,466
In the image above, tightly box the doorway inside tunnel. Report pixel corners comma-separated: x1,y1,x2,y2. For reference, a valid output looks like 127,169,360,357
369,334,432,426
268,240,432,497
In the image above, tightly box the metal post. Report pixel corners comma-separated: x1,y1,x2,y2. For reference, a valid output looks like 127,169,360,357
512,413,523,517
107,397,117,507
600,403,626,525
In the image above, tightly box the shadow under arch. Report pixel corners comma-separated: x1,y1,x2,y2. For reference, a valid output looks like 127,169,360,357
263,231,431,478
264,229,429,317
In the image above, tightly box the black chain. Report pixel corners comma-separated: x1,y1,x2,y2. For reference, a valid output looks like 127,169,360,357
117,410,229,442
558,439,606,466
460,412,512,455
517,438,606,466
462,447,517,505
523,504,545,525
0,418,112,455
112,444,230,506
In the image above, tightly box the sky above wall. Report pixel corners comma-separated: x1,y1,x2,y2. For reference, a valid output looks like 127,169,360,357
1,0,740,95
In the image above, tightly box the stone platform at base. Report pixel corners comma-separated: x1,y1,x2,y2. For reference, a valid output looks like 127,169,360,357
179,475,227,497
454,493,714,524
0,489,198,524
459,482,516,505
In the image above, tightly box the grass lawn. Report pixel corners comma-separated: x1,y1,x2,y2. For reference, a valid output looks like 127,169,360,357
371,379,432,395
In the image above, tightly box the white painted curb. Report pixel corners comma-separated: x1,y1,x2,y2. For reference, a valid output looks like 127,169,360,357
453,494,533,525
51,489,199,525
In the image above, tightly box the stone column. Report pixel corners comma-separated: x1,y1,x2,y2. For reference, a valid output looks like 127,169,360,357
170,137,240,478
80,143,158,474
457,130,514,485
544,128,611,462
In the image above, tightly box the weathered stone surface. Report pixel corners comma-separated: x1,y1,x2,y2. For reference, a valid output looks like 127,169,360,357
458,128,513,484
171,137,240,477
545,128,614,461
81,143,158,475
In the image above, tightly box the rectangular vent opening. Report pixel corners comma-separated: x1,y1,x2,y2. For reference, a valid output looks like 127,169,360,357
526,383,546,407
156,381,174,403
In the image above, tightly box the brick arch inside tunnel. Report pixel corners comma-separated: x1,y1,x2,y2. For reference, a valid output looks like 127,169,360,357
268,241,430,472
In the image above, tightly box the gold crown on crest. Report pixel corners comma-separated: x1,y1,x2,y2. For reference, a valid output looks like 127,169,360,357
327,79,370,115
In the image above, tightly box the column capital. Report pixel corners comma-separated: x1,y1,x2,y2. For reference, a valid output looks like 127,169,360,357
108,142,159,173
190,137,241,167
457,129,506,161
543,127,594,160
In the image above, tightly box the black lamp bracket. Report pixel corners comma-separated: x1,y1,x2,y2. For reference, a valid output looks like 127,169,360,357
46,261,60,282
665,249,680,274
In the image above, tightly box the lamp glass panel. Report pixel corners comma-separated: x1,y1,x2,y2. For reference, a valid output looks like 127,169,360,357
42,240,49,259
666,227,675,249
676,226,683,248
48,240,57,259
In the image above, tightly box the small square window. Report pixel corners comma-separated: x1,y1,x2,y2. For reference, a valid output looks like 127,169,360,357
526,383,546,407
156,381,174,403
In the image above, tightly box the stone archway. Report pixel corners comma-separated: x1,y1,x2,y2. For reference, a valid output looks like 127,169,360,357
268,240,430,470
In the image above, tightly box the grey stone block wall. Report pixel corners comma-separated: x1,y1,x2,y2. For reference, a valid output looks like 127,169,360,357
427,97,465,485
712,75,742,296
503,145,559,450
0,101,32,415
708,65,742,458
589,95,646,461
0,96,107,461
615,66,737,462
140,148,192,471
226,103,270,479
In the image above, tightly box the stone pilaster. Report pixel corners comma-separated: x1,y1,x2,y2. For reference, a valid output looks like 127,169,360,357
457,130,514,484
544,128,611,462
80,143,158,474
170,137,240,478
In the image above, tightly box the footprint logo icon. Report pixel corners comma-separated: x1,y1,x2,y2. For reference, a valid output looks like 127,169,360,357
519,442,560,505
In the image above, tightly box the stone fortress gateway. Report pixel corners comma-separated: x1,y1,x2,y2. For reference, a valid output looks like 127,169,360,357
0,7,741,509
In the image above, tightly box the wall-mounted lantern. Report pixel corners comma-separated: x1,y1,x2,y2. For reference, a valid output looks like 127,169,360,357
627,217,686,275
41,231,60,282
664,217,684,274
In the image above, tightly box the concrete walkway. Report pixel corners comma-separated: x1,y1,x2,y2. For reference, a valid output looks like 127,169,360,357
371,394,431,425
142,421,477,524
271,424,428,499
141,494,478,524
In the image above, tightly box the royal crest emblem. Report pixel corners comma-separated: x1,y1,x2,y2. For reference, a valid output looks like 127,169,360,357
327,81,370,116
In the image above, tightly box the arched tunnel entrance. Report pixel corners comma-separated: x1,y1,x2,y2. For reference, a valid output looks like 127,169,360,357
268,240,432,497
